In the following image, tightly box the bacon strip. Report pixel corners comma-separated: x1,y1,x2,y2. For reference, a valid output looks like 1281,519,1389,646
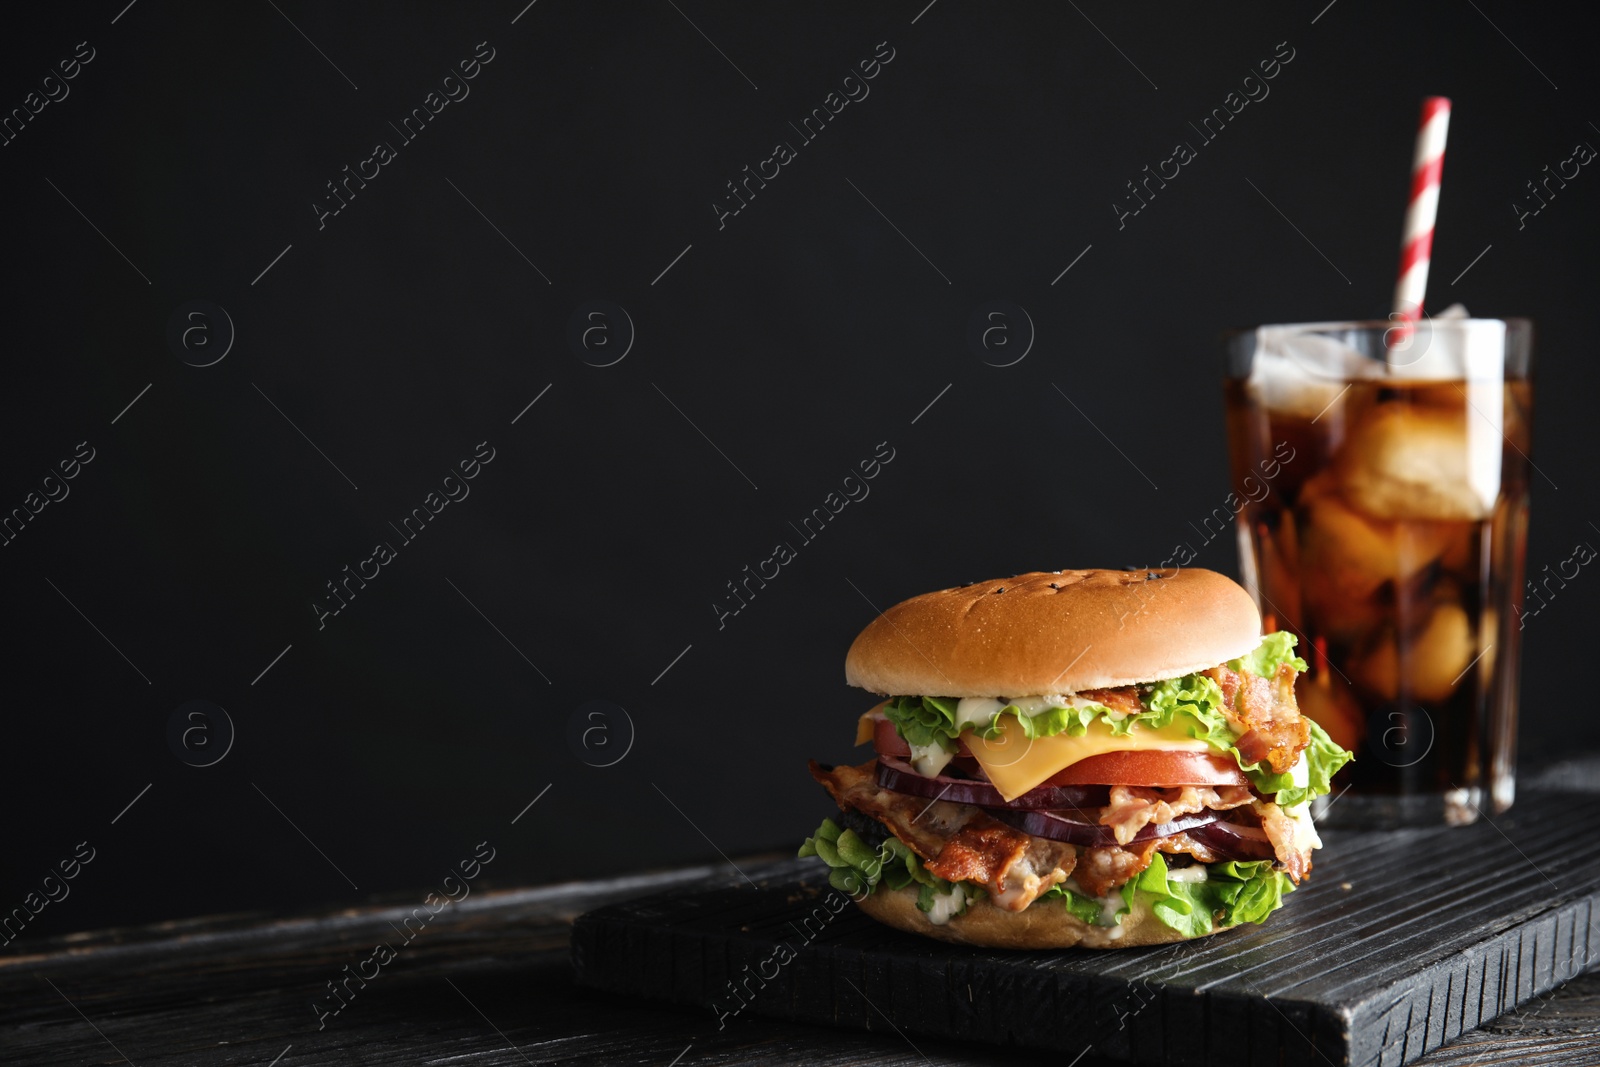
1156,832,1221,867
809,740,1320,911
1077,686,1144,717
809,759,974,860
1072,840,1152,898
1252,798,1315,882
1099,784,1255,846
810,760,1074,911
1204,663,1310,774
926,820,1026,884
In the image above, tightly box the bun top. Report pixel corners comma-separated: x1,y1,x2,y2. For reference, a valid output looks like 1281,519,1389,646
844,568,1262,697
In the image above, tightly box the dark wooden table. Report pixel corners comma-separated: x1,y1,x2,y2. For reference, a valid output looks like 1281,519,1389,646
2,850,1597,1066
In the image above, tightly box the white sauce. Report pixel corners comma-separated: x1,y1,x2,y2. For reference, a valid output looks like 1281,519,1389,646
954,697,1005,728
925,883,972,925
1167,865,1209,884
1286,803,1323,851
1281,753,1322,849
908,741,954,778
1003,694,1069,715
1288,753,1310,791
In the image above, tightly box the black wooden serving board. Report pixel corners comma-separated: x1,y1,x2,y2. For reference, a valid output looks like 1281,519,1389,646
572,789,1600,1067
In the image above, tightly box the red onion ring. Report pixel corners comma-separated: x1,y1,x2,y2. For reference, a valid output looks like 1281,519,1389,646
1187,818,1277,861
875,756,1108,811
874,756,1260,851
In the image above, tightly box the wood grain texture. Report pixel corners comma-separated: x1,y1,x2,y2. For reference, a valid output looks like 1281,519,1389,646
574,790,1600,1066
0,809,1595,1066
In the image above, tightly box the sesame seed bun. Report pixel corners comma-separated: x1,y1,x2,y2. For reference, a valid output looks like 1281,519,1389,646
844,568,1262,697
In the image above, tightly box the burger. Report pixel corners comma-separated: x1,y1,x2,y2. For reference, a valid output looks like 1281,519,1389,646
800,568,1351,948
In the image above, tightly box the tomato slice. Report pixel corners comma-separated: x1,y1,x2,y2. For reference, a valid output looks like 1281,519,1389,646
872,716,978,758
871,716,910,756
869,715,1244,786
870,716,988,774
1042,750,1247,787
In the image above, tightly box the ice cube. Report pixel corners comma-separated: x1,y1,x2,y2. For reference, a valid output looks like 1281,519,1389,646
1246,325,1377,418
1249,318,1506,398
1379,316,1507,391
1353,600,1474,703
1299,475,1454,604
1338,404,1499,522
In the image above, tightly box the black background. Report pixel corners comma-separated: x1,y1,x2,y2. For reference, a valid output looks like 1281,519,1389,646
2,1,1595,940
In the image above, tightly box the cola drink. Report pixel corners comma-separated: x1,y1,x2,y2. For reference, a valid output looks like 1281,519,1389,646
1224,319,1533,827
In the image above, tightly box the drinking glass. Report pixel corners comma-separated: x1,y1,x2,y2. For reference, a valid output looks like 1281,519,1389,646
1224,318,1533,827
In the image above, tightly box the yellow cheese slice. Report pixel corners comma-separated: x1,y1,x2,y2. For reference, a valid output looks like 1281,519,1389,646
855,712,875,745
966,715,1215,802
855,700,889,745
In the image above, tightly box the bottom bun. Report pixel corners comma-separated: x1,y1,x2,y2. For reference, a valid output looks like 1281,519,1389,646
855,885,1234,950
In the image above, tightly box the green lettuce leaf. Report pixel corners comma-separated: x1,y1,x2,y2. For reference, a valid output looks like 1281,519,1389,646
799,817,955,900
1228,629,1309,678
1136,672,1314,803
1144,673,1235,747
881,696,1004,752
800,817,1298,936
1118,854,1295,936
1089,634,1350,807
1142,673,1300,805
1040,883,1105,925
884,694,1116,749
1014,703,1100,739
1271,719,1352,809
1205,860,1294,925
878,632,1352,808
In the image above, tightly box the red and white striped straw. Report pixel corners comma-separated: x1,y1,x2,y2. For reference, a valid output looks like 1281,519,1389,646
1392,96,1452,324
